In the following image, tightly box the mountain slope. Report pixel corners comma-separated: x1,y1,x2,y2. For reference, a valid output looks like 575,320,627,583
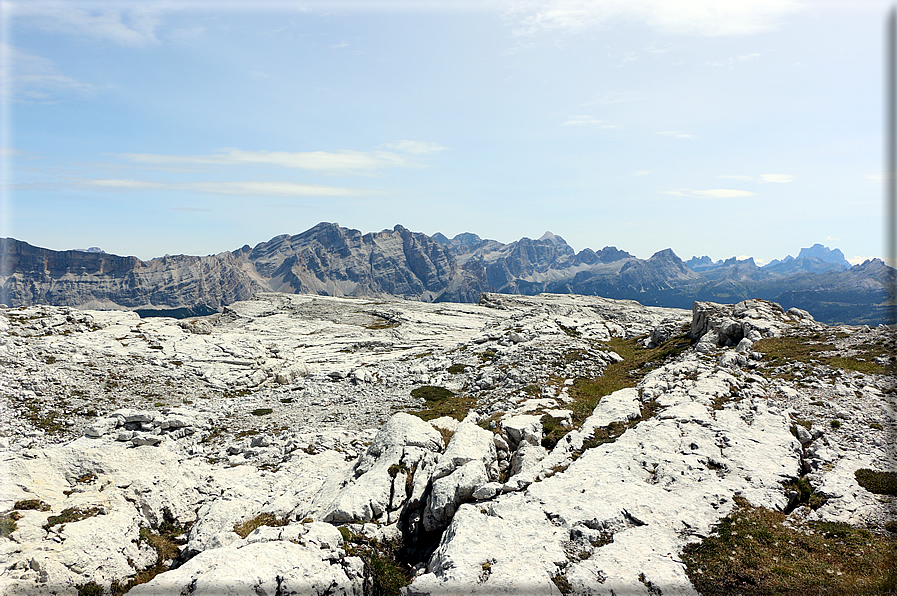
1,225,893,325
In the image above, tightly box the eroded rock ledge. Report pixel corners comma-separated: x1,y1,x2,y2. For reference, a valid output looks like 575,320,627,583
0,294,893,595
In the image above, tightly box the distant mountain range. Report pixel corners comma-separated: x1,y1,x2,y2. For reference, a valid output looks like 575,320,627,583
1,223,894,325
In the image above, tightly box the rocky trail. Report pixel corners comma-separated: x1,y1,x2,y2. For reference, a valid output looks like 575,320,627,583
0,293,894,595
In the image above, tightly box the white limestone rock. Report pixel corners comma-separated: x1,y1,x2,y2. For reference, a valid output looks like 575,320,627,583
129,540,362,596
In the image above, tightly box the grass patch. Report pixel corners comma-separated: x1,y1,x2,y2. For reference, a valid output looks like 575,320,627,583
251,408,273,417
575,399,661,457
0,511,22,538
43,506,102,531
551,572,574,594
754,336,889,376
447,363,466,374
410,386,476,422
340,526,412,595
14,499,51,511
233,513,289,538
854,469,897,496
782,476,828,511
568,334,690,426
410,386,455,402
76,582,103,596
122,518,193,592
682,496,896,595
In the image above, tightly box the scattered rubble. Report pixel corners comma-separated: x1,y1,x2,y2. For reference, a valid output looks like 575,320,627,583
0,294,893,595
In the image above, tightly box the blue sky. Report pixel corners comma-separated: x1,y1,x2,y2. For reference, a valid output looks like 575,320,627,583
0,0,890,265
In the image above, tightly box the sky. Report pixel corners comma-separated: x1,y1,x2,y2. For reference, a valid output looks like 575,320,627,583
0,0,892,265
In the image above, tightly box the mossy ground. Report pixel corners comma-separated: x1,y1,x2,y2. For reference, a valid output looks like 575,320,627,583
410,385,477,422
753,333,890,376
540,333,690,448
682,496,896,595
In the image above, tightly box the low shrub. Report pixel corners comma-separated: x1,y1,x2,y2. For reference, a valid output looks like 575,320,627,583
233,513,289,538
854,469,897,496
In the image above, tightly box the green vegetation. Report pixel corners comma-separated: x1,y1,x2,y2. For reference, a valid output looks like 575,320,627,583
411,385,476,422
339,526,412,595
753,335,889,376
251,408,273,417
567,334,691,426
869,422,884,431
43,506,102,531
854,469,897,496
0,511,21,538
76,582,103,596
447,363,466,374
14,499,50,511
782,476,828,511
550,572,573,594
124,518,193,592
410,386,455,402
576,399,660,456
233,513,289,538
682,496,896,595
830,420,841,429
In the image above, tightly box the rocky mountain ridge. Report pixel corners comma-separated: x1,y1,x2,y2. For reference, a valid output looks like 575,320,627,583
2,224,894,325
0,293,893,594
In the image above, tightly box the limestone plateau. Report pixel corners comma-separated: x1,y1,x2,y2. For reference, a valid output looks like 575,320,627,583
1,292,894,595
2,223,894,325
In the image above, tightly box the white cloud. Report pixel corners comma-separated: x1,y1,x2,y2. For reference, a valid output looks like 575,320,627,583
560,115,618,128
826,235,839,242
719,174,755,181
663,188,756,199
11,2,164,46
119,146,444,174
1,44,96,101
760,173,793,183
506,0,803,37
380,140,449,155
655,130,695,139
847,255,876,266
90,179,380,197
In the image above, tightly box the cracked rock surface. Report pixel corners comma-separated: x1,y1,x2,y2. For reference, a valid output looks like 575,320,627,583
0,294,893,595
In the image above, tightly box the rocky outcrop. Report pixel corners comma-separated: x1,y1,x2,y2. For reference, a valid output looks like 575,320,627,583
0,292,893,594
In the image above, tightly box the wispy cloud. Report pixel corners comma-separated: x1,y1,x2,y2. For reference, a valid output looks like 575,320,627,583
12,2,164,46
655,130,695,139
507,0,803,37
1,44,96,101
90,179,380,197
719,174,755,181
379,140,449,155
119,144,445,174
560,115,618,128
663,188,755,199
